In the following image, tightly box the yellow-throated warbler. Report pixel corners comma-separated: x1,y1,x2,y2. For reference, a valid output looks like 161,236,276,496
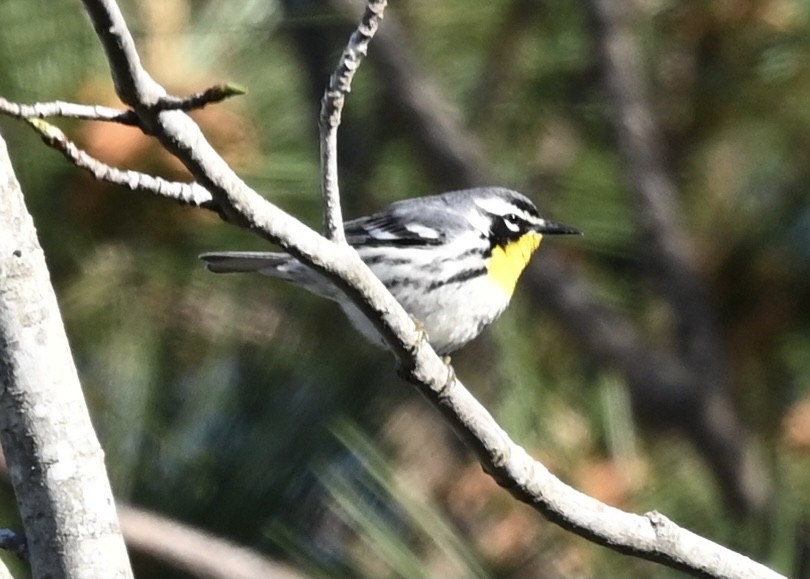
200,187,579,354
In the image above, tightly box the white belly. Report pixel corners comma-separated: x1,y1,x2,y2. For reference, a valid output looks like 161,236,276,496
337,274,510,355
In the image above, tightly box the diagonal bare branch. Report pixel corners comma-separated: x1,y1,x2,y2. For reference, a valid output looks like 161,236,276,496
118,504,307,579
80,0,166,107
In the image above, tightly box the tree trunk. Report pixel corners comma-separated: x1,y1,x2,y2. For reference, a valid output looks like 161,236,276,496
0,132,132,578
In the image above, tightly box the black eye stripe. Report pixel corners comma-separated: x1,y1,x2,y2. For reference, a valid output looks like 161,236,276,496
489,212,531,248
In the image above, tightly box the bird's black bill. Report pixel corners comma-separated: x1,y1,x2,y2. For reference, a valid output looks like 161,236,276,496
536,220,581,235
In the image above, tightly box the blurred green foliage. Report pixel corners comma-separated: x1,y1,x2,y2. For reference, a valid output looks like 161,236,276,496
2,0,810,577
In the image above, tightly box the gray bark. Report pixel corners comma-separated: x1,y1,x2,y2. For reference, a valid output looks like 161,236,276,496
0,132,133,578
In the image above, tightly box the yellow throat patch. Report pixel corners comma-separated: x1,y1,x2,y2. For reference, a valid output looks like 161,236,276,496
487,232,542,296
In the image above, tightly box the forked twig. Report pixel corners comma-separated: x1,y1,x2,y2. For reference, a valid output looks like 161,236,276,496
27,118,216,210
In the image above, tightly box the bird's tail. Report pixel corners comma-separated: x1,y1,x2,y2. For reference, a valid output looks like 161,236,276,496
200,251,293,277
199,251,341,300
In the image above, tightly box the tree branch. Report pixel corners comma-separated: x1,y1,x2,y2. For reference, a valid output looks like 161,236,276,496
80,0,167,108
118,504,307,579
0,84,244,127
0,450,307,579
524,256,773,514
0,97,136,124
153,83,247,112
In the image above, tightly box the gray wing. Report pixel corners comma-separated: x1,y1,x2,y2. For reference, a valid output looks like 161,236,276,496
344,202,462,247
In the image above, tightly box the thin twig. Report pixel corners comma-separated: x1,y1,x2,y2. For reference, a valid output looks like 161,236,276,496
318,0,387,243
154,83,247,112
26,118,217,210
0,85,245,126
0,97,137,125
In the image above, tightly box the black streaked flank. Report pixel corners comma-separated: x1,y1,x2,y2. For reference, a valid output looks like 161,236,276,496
361,255,413,266
427,267,487,291
384,276,422,291
451,242,494,260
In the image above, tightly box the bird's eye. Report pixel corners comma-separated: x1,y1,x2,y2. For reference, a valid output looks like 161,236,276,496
502,213,521,232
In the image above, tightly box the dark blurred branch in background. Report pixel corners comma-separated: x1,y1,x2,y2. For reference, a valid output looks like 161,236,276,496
526,254,771,516
0,449,306,579
584,0,772,517
119,505,309,579
364,13,490,189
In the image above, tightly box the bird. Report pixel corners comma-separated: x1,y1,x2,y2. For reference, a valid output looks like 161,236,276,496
200,187,579,355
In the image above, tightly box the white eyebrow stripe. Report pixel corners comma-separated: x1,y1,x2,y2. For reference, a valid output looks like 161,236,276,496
473,196,515,216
